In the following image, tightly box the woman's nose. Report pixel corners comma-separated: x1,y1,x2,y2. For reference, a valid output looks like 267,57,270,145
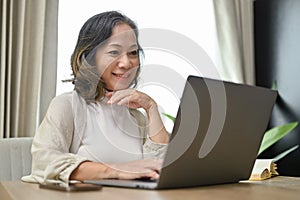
117,53,131,69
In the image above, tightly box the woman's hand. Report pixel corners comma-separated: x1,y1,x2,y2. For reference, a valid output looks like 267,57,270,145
70,158,163,181
106,88,169,144
107,158,163,180
106,89,156,112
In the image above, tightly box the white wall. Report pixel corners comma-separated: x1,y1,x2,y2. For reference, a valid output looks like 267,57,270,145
57,0,221,131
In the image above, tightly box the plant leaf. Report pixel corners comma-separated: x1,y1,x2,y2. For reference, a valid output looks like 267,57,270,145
162,113,176,122
271,80,278,90
258,121,298,156
272,145,299,162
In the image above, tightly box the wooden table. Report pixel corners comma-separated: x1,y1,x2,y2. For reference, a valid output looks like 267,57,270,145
1,176,300,200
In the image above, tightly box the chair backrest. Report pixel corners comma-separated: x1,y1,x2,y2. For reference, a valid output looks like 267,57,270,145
0,137,33,180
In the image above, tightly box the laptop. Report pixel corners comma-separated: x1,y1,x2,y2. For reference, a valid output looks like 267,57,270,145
84,75,278,189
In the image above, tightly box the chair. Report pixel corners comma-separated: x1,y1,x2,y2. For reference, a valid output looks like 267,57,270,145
0,137,33,180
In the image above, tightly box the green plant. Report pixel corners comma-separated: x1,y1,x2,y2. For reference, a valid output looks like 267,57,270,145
258,121,298,155
162,113,176,122
273,144,299,162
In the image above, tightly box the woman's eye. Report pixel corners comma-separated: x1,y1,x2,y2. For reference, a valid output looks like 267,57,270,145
128,49,139,57
108,50,119,56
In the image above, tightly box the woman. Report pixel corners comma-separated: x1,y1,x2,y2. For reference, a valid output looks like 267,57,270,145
22,11,169,184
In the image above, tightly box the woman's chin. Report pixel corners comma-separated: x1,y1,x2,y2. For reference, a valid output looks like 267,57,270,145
106,84,130,91
108,79,134,91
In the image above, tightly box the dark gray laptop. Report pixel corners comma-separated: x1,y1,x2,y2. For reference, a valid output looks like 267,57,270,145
84,75,278,189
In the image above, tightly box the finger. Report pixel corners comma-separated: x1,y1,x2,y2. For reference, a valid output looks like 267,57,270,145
141,171,160,180
107,89,134,104
115,95,131,106
116,94,143,108
143,159,163,173
119,171,159,180
110,93,141,108
105,92,113,98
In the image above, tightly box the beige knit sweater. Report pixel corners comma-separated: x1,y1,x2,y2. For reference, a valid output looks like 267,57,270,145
22,91,167,184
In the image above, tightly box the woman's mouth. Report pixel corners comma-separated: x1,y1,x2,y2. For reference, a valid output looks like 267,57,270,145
112,72,130,79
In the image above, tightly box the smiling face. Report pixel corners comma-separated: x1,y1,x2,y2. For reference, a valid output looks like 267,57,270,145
95,23,140,91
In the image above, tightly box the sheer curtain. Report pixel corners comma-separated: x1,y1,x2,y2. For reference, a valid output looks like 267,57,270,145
0,0,59,138
213,0,255,85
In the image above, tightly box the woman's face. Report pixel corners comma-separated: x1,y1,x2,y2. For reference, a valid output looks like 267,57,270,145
95,23,140,91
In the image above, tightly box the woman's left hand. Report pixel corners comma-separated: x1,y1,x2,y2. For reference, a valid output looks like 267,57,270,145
106,89,156,112
106,88,169,144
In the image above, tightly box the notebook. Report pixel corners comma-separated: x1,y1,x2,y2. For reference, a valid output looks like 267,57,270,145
84,75,278,189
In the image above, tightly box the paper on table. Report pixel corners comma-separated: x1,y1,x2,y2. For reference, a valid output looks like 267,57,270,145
249,159,279,181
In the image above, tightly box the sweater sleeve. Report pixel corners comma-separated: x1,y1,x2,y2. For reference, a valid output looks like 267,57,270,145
21,93,89,184
129,109,168,159
143,136,168,159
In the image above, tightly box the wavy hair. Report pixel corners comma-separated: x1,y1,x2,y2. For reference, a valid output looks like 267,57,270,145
70,11,143,103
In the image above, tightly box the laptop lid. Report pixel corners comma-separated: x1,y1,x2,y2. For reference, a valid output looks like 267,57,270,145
156,75,277,189
85,75,278,189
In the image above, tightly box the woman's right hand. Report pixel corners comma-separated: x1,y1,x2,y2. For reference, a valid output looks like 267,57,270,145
106,158,163,180
70,158,163,181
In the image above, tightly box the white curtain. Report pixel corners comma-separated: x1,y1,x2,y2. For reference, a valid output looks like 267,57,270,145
0,0,59,138
213,0,255,85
